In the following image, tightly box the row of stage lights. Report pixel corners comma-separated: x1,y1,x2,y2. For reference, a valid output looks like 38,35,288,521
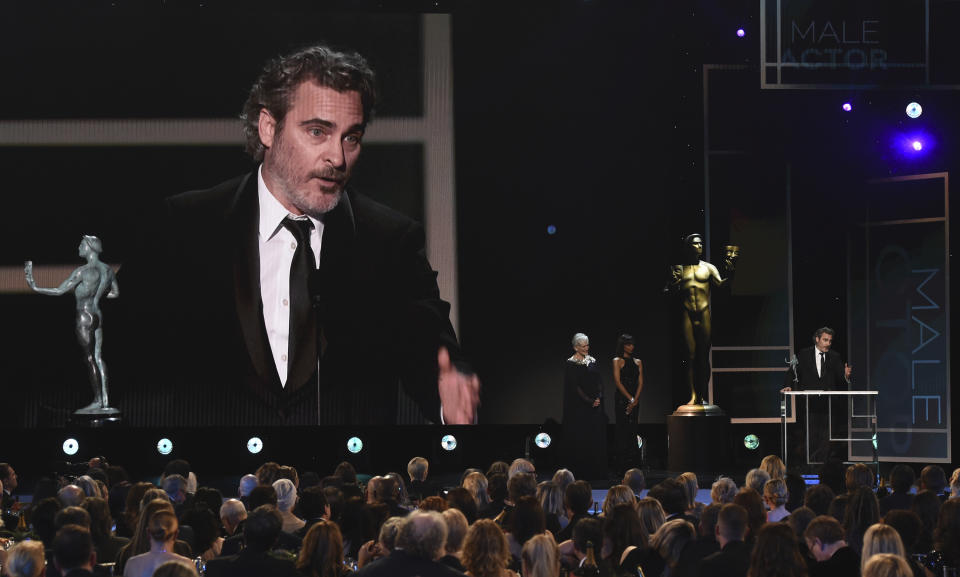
60,432,559,458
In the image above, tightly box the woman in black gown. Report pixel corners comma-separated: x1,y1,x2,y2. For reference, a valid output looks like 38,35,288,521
613,333,644,469
562,333,608,480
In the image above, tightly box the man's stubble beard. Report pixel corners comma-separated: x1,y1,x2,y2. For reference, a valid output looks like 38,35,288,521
268,131,346,219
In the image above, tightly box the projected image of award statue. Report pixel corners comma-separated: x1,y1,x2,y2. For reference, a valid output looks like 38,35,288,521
25,235,121,418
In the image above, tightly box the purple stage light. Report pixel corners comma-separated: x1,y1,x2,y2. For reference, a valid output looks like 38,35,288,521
736,28,745,37
912,140,923,151
842,102,852,112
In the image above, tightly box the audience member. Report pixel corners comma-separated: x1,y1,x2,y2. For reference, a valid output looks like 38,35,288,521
58,485,86,508
760,455,787,482
787,506,816,561
445,487,479,525
678,472,705,520
845,486,881,555
699,503,750,577
274,479,306,534
521,533,560,577
4,540,46,577
948,467,960,499
83,497,129,565
52,525,97,577
635,497,666,544
204,505,298,577
220,499,248,538
910,490,940,552
733,488,766,545
602,504,644,576
484,474,508,520
622,469,645,498
862,553,912,577
929,499,960,569
463,472,491,512
712,477,738,505
860,523,906,573
600,485,635,518
879,465,915,516
296,519,350,577
180,506,223,561
785,473,807,512
803,515,859,577
439,508,469,572
748,522,808,577
123,510,195,577
558,481,593,542
536,481,565,536
745,469,771,495
804,484,835,518
463,517,518,577
506,496,546,563
648,478,692,524
919,465,948,499
764,479,790,523
355,510,462,577
152,561,198,577
649,518,695,577
508,459,535,480
116,499,192,574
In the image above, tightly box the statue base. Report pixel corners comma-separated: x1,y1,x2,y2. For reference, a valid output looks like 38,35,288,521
672,402,725,416
74,405,121,416
667,412,731,472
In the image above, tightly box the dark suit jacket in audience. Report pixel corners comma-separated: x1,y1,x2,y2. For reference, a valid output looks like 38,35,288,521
878,491,914,516
699,540,752,577
355,549,464,577
809,546,860,577
204,549,299,577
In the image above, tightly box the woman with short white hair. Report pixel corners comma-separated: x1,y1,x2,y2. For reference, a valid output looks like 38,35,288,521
562,332,608,479
273,478,305,533
5,540,46,577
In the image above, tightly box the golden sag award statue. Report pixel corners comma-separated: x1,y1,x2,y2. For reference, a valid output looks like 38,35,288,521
666,234,739,415
25,235,121,417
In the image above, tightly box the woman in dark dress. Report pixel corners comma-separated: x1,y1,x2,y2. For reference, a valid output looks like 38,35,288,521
562,333,608,480
612,333,644,469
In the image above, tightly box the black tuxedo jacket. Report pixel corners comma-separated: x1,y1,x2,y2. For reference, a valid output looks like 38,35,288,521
698,540,752,577
204,549,299,577
785,346,847,391
118,173,462,426
355,550,465,577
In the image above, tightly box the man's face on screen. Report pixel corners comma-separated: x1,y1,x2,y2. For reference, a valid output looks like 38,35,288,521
260,82,365,218
815,333,833,353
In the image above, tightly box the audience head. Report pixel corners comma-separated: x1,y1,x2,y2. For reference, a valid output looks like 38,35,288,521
487,461,509,478
745,468,771,494
296,519,344,577
711,476,738,505
882,509,922,553
148,509,179,544
845,486,881,552
407,456,429,481
521,533,560,577
804,515,846,561
650,518,695,568
551,468,575,493
445,486,479,524
57,484,86,507
698,503,721,538
787,506,816,542
5,540,46,577
162,459,191,480
677,472,699,512
509,458,535,479
333,461,358,485
378,516,404,552
419,495,448,512
803,483,835,517
861,523,906,572
220,498,248,533
602,485,636,517
243,505,284,551
255,462,281,486
636,497,667,543
733,487,766,540
862,553,913,577
463,471,490,508
53,524,95,573
161,474,188,503
74,475,99,498
932,499,960,566
716,503,748,545
248,484,279,510
487,473,508,503
463,518,511,577
760,454,787,481
920,465,947,495
603,503,644,562
54,506,91,530
441,507,469,554
950,467,960,499
764,478,789,508
508,472,537,504
888,464,916,494
785,472,807,512
397,510,448,560
536,481,564,518
846,463,875,492
749,522,807,577
512,496,546,545
238,474,259,497
298,485,329,521
273,478,298,513
141,487,169,509
152,561,198,577
564,480,593,517
572,517,603,558
81,497,113,543
648,477,687,517
622,468,645,495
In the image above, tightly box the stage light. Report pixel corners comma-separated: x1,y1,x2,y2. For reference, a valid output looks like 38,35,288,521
872,433,878,451
246,437,263,454
912,140,923,151
842,102,852,112
535,432,552,449
441,434,457,451
63,438,79,456
743,434,759,450
636,435,645,449
347,437,363,454
157,438,173,456
736,28,745,38
547,225,557,235
905,102,922,119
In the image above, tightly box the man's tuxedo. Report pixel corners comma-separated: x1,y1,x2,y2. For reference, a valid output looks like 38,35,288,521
117,172,463,426
785,346,847,390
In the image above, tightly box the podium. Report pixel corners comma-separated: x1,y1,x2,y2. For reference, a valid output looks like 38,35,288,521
780,390,878,468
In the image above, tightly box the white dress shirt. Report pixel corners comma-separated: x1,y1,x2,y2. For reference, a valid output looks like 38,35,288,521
257,166,323,387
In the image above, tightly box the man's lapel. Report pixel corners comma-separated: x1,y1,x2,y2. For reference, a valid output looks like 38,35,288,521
228,173,281,390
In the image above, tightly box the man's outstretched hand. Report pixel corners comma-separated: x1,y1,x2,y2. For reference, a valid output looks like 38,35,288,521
438,347,480,424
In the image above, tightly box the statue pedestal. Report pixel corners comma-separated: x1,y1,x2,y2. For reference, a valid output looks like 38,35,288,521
67,412,122,428
667,410,730,472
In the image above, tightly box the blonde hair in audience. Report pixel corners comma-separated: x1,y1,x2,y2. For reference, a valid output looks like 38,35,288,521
521,533,560,577
636,497,666,543
463,471,491,508
862,553,913,577
462,519,511,577
860,523,906,572
760,455,786,481
602,485,636,517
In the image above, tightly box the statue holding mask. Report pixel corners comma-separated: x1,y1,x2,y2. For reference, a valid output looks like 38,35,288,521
666,233,739,414
25,235,120,416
